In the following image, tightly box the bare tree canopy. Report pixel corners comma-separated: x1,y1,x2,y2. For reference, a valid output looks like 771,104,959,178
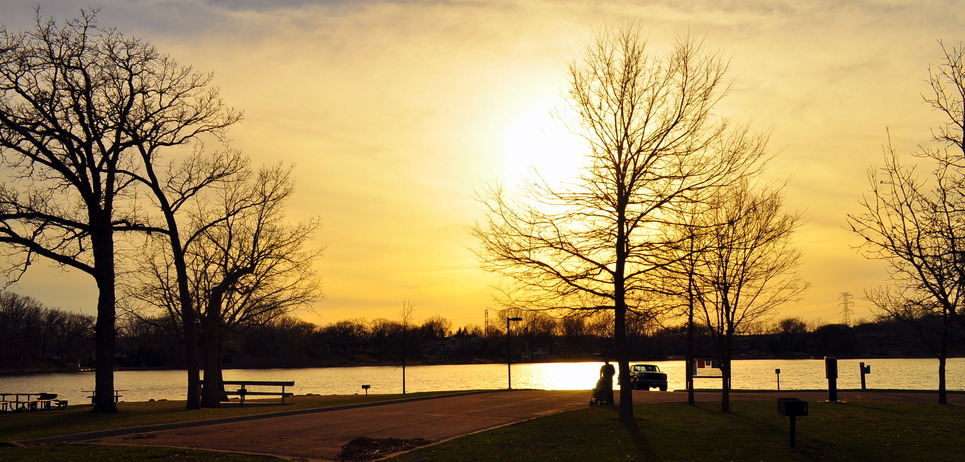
848,40,965,404
473,23,768,419
686,180,805,411
130,164,322,407
0,10,238,412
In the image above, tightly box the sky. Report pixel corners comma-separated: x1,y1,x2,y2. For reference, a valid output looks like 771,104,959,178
1,0,963,329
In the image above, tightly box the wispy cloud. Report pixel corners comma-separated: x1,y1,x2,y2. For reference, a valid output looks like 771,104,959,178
2,0,962,325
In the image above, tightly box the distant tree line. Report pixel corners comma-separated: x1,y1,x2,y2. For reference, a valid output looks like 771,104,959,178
4,291,962,372
0,292,94,370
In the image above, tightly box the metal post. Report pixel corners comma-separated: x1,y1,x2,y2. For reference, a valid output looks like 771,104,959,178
776,368,781,391
825,356,838,402
789,415,797,448
506,317,522,390
860,362,871,390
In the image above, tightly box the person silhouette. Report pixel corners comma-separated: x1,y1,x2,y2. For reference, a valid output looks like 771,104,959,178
599,360,616,405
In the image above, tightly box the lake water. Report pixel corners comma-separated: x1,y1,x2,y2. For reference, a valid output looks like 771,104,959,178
1,358,962,405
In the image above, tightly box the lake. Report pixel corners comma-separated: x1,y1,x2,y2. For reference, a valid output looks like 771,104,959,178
1,358,962,405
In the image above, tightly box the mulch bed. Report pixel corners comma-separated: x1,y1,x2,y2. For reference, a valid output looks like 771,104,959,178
336,436,432,461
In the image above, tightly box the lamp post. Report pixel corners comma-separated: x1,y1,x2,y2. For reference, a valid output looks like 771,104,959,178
506,317,523,389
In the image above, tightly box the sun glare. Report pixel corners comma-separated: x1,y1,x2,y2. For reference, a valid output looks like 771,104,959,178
500,105,587,187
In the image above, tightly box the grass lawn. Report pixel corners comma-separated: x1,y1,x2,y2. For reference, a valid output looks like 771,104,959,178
2,397,963,461
389,400,965,462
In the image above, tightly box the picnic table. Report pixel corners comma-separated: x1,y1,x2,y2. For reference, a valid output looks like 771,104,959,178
84,389,127,405
0,392,66,412
211,380,295,406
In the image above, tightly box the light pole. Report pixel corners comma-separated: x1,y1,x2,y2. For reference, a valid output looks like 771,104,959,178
506,317,522,389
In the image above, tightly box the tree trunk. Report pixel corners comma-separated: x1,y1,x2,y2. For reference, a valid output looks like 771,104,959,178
91,228,118,413
217,338,229,401
158,194,202,410
614,302,633,420
92,272,117,413
686,269,695,406
721,333,732,413
938,334,948,405
938,355,947,404
201,294,223,408
183,319,201,409
179,257,200,410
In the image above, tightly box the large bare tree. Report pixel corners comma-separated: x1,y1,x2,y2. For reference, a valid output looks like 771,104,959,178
473,24,766,419
848,41,965,404
0,10,237,412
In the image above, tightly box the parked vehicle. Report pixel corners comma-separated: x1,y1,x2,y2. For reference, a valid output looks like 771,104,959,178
629,364,668,391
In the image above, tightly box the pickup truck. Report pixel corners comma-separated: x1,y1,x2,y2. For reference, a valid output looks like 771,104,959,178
629,364,668,391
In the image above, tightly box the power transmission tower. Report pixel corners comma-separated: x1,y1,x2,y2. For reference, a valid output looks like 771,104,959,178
839,292,854,327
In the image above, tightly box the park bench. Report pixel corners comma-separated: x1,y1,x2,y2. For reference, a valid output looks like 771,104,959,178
219,380,295,406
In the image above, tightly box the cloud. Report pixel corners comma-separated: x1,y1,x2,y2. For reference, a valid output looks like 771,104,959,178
2,0,964,326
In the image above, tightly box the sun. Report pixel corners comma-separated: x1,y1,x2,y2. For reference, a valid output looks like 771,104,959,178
500,104,588,187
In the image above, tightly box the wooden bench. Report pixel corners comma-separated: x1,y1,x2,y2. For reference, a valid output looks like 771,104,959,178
219,380,295,406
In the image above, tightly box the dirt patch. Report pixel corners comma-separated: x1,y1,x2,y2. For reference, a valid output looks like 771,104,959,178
336,436,431,461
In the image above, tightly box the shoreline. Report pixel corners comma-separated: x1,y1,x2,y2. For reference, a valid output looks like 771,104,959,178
3,354,963,376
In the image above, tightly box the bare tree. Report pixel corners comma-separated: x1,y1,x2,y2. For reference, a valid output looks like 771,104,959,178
400,300,414,394
0,10,236,412
867,285,955,403
126,150,246,409
188,165,321,407
687,180,805,411
473,24,766,419
848,41,965,405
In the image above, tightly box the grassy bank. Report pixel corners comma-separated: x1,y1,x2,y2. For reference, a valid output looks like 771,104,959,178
3,397,964,461
389,400,965,461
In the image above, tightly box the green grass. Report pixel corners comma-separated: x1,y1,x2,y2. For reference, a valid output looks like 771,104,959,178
389,400,965,462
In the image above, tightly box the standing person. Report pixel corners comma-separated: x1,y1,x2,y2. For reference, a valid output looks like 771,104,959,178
600,360,616,405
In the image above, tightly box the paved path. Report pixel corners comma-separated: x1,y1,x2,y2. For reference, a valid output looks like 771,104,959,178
53,389,964,461
84,390,590,461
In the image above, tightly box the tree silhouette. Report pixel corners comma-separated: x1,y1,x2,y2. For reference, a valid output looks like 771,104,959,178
848,41,965,404
474,24,766,419
0,10,236,411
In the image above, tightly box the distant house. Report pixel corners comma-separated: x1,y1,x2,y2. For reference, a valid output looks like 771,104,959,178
420,336,480,363
522,343,549,360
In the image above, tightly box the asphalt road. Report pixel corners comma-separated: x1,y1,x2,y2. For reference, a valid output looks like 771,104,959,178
52,389,964,461
84,389,590,461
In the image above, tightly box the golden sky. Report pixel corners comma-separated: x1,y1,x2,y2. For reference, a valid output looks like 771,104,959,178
2,1,963,329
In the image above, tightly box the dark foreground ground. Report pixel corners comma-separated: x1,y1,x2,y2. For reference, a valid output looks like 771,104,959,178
18,389,963,462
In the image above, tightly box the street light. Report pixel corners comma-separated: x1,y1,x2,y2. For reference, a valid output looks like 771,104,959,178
506,317,523,389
